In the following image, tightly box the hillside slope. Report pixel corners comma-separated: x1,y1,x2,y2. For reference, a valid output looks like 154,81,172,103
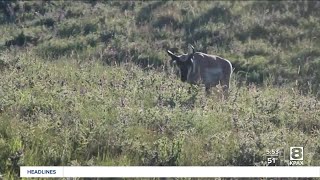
0,1,320,179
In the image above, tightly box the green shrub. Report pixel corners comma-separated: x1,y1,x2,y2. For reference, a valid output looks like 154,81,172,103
34,17,55,28
36,38,86,58
57,20,82,38
5,32,37,47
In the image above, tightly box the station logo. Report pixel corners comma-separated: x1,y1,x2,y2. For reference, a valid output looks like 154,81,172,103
289,147,303,166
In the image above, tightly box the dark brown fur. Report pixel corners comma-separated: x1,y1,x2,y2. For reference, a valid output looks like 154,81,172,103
167,49,233,95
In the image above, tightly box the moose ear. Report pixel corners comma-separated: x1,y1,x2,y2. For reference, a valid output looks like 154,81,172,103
167,50,178,59
189,45,195,54
187,54,195,73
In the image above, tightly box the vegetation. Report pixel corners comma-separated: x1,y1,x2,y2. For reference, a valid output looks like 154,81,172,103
0,1,319,179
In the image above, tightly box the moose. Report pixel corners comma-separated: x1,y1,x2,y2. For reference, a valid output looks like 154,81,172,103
167,46,233,95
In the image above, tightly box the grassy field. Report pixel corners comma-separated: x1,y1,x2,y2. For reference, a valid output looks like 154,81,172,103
0,1,320,179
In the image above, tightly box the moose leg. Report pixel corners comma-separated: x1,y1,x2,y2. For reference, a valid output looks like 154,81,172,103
220,80,230,99
205,84,212,95
222,85,229,99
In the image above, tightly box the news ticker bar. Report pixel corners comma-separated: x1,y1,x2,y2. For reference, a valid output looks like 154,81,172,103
20,166,320,178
